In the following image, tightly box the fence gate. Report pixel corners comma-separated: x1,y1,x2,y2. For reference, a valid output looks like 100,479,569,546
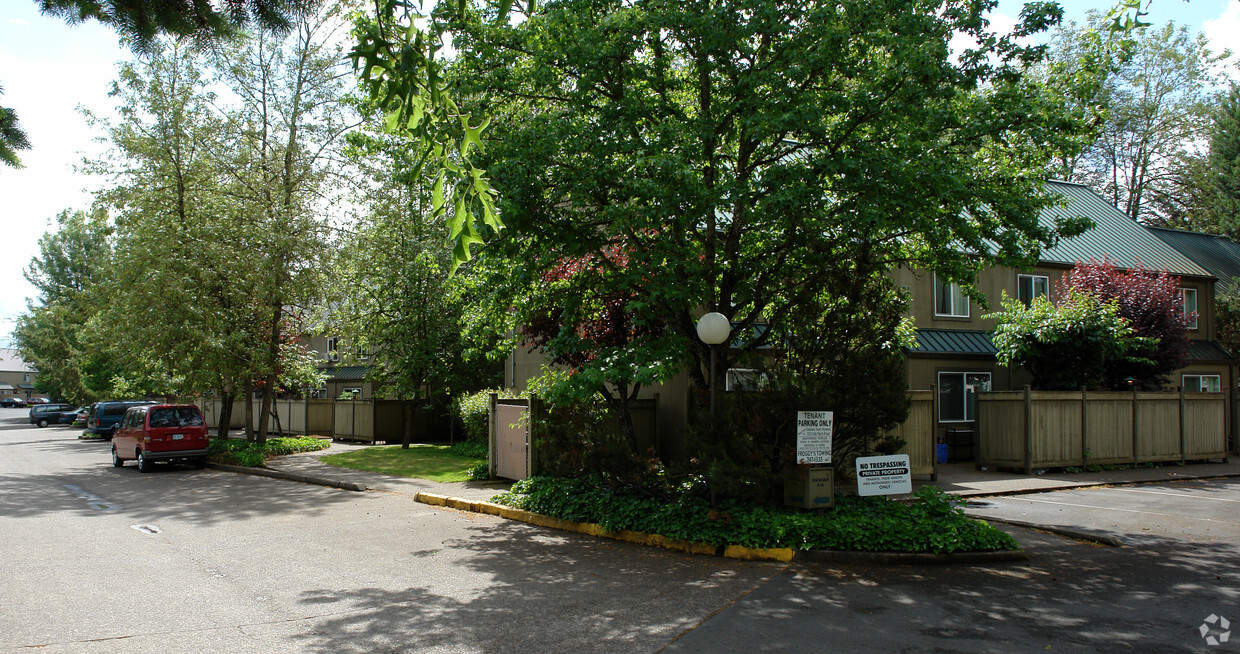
491,396,533,480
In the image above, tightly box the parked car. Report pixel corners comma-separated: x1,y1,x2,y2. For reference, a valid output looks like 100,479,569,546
0,397,27,408
29,403,75,427
111,404,209,472
28,397,50,404
57,406,89,426
85,400,157,439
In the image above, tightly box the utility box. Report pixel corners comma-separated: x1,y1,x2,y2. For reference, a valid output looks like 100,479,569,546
784,466,835,509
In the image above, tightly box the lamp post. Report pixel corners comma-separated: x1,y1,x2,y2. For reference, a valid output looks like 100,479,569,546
696,312,732,420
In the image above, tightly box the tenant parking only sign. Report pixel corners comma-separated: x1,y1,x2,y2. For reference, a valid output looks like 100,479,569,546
855,454,912,497
796,411,833,464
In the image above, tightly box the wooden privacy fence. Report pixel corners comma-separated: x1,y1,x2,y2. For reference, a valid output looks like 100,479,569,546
884,390,936,479
977,387,1229,474
199,398,451,443
488,395,661,481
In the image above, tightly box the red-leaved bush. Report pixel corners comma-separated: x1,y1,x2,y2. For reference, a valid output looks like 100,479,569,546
1056,257,1191,389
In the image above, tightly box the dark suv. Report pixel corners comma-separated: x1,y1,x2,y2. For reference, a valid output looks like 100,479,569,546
29,403,75,427
85,401,157,439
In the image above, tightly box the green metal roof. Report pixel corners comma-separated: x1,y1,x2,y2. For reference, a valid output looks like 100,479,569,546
907,329,996,356
320,366,370,381
1040,181,1213,279
1148,227,1240,294
1189,340,1235,362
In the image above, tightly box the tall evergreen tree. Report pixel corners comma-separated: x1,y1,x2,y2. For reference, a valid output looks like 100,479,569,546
1207,86,1240,237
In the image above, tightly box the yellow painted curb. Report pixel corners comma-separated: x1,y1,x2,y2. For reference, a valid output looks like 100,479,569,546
413,493,791,562
722,544,796,562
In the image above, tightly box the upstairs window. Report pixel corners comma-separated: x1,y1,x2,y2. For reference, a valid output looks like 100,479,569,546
1017,274,1049,308
934,275,969,318
327,337,339,362
1181,288,1199,330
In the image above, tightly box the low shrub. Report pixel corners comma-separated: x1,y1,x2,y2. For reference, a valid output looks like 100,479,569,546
208,436,330,467
465,462,490,481
492,476,1017,554
452,388,522,441
450,438,488,459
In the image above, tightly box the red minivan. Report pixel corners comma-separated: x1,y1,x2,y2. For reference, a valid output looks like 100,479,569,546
111,404,209,472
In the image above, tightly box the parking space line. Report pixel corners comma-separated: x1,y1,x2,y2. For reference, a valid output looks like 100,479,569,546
1003,496,1240,526
1110,488,1240,503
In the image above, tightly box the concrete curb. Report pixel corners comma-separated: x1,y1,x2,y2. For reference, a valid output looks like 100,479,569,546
971,515,1126,547
206,462,367,492
412,492,1024,565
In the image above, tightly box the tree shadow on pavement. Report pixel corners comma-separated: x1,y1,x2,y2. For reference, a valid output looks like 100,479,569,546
290,520,782,654
659,526,1240,653
0,467,359,525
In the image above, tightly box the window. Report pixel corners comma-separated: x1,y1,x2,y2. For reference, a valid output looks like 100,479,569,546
1181,288,1199,330
327,337,339,362
726,369,768,392
938,372,991,422
934,274,968,317
1017,274,1049,307
1182,375,1221,392
357,345,369,360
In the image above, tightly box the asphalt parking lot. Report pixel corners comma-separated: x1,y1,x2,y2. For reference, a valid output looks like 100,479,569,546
964,478,1240,548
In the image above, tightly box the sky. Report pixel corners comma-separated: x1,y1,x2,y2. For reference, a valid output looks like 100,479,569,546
1,0,1239,347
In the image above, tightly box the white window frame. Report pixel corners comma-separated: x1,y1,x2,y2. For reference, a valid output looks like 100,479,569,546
1181,288,1199,330
1182,374,1221,393
725,368,768,392
934,274,969,318
938,371,991,423
327,337,340,362
1017,274,1050,308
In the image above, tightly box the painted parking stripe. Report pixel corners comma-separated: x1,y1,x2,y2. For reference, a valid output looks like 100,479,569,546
63,484,120,512
996,496,1240,526
1110,487,1240,503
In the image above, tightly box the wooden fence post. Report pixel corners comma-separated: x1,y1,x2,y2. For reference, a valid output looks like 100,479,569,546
1180,385,1187,464
1081,386,1088,468
1132,384,1140,465
653,392,661,460
930,385,939,480
528,396,539,478
488,393,498,478
1023,384,1032,475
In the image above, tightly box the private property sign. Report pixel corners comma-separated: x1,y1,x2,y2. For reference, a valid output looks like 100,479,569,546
855,454,912,497
796,411,833,464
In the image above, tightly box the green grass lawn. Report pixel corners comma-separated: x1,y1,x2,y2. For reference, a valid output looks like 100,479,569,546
320,445,485,483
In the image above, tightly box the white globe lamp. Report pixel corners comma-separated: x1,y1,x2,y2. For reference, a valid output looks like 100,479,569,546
696,312,732,345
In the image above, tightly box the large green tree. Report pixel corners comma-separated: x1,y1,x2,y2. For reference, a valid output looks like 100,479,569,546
14,210,118,404
0,84,31,169
1205,86,1240,236
86,40,276,428
331,119,497,446
1049,14,1228,224
451,0,1091,445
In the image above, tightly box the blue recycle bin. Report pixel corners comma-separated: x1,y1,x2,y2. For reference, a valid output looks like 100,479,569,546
936,443,949,464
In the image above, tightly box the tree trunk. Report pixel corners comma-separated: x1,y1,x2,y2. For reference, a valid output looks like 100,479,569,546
243,381,255,441
271,402,284,437
216,391,234,440
256,375,275,445
401,401,414,449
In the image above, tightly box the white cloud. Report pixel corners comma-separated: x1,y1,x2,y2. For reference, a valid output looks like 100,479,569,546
1203,0,1240,80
